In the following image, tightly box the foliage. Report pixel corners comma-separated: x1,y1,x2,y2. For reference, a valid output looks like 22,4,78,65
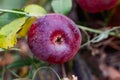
0,0,120,80
51,0,72,15
0,17,25,49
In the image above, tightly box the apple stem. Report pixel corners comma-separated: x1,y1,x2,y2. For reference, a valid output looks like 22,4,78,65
62,64,67,78
0,8,30,17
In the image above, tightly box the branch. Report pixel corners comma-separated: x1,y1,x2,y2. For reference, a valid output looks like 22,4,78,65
78,25,120,38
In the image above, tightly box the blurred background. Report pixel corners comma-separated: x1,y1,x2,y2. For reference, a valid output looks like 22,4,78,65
0,0,120,80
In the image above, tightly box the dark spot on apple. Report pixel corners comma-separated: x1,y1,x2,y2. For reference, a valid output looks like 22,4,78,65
55,36,63,44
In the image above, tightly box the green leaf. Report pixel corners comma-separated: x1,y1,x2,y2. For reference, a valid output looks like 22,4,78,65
0,13,24,27
0,17,26,49
91,31,109,43
7,57,32,69
24,4,47,17
51,0,72,15
91,27,120,43
7,56,45,69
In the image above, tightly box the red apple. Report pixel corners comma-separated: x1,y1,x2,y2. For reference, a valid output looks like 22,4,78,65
28,14,82,64
77,0,118,13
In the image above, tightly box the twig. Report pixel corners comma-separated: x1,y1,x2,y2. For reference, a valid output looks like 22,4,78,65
78,25,120,38
0,9,30,16
79,26,120,47
32,66,61,80
62,64,67,78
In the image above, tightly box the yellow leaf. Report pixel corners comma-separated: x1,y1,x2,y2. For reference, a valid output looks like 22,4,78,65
0,17,26,49
24,4,47,17
18,17,36,37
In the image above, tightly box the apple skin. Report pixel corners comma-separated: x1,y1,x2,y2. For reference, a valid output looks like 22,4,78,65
28,14,82,64
77,0,118,13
